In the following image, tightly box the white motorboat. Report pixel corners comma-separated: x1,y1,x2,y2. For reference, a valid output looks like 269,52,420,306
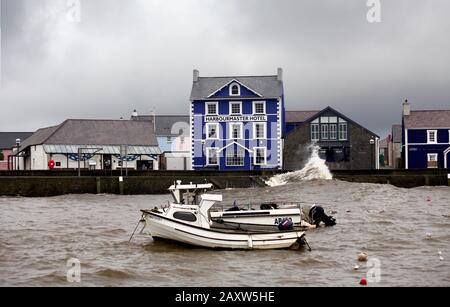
140,189,307,250
165,181,309,230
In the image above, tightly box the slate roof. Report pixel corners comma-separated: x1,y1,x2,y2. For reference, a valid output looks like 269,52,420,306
19,119,159,152
403,110,450,129
285,111,320,123
190,76,283,100
392,124,402,143
286,106,379,137
0,132,33,149
132,115,189,136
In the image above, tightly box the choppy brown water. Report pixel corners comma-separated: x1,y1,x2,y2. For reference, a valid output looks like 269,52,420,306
1,180,449,286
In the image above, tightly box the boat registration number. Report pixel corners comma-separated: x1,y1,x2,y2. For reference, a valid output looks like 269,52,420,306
274,217,292,225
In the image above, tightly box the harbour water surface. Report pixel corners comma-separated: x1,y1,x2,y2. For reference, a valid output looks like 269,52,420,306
1,180,449,286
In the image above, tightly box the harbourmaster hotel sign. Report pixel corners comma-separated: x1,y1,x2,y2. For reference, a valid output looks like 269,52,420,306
190,69,285,170
205,115,268,123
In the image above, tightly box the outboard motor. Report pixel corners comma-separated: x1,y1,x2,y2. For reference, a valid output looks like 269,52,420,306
278,218,294,231
310,206,336,227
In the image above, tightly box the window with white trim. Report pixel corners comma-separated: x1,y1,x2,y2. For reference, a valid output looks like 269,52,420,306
230,123,243,139
230,102,242,115
427,153,438,168
229,83,240,96
253,101,266,115
206,148,219,165
206,102,218,115
254,147,267,165
226,149,244,166
206,123,219,139
329,124,337,140
311,124,320,141
427,130,437,144
339,123,348,140
254,123,266,139
321,124,329,140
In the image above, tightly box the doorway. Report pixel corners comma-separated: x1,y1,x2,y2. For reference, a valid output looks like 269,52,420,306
103,154,112,170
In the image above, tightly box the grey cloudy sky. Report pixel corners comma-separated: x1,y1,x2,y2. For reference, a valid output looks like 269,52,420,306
1,0,449,137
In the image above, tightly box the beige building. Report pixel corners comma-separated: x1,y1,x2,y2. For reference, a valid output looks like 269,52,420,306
17,119,161,171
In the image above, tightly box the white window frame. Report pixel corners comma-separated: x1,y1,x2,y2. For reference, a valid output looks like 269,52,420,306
253,122,266,139
253,147,267,166
253,101,266,115
427,153,438,169
427,130,437,144
229,122,243,140
229,82,241,96
329,124,337,140
229,101,242,115
206,123,219,140
311,124,320,141
206,147,219,166
205,101,218,116
321,124,329,140
320,117,329,124
427,153,438,162
226,149,245,166
339,123,348,140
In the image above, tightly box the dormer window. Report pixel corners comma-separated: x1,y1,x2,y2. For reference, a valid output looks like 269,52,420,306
229,83,240,96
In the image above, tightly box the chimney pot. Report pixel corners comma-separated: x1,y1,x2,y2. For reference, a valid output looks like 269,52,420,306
402,99,410,116
193,69,199,82
277,68,283,81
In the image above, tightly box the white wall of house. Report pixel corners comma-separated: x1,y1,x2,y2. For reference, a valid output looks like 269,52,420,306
164,152,191,170
26,145,48,170
111,155,159,170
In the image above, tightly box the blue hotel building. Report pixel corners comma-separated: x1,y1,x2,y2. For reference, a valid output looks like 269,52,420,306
402,100,450,169
190,69,285,170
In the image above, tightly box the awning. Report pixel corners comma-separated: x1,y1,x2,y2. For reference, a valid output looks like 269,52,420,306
43,144,161,155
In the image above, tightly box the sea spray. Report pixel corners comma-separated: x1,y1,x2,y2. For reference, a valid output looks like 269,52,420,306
266,144,332,187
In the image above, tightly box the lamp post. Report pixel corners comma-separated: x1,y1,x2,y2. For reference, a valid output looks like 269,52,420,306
15,138,21,171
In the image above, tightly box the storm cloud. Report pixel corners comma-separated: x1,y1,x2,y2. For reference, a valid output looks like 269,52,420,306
1,0,449,137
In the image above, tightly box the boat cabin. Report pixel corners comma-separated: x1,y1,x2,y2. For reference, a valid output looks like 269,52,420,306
168,181,214,205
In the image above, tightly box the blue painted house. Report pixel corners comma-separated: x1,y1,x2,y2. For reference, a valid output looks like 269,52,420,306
402,100,450,169
189,69,285,170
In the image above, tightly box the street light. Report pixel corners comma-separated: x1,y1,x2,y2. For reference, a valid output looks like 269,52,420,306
15,138,21,171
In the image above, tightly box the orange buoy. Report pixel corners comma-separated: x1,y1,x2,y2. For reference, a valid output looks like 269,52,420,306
358,252,369,262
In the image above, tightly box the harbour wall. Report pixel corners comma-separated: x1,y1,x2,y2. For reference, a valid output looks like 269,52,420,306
0,170,448,197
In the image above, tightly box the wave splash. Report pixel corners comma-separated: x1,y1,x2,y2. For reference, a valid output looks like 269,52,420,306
266,144,332,187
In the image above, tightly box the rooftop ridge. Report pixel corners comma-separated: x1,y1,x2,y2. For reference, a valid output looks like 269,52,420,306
198,75,278,79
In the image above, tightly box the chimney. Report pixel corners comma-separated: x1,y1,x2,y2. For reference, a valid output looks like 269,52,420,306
277,68,283,81
402,99,410,116
193,69,199,82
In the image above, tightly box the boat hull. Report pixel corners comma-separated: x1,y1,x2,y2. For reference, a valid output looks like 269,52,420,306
143,212,304,250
